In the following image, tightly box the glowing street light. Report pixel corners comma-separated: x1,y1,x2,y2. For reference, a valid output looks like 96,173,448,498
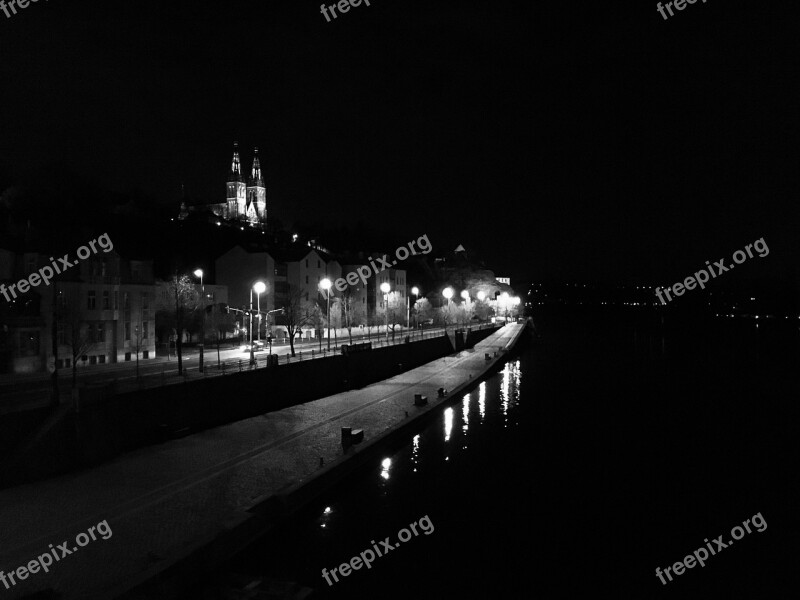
477,290,486,301
442,287,454,330
249,280,266,365
320,278,332,351
381,282,391,342
409,286,420,335
194,269,205,373
253,281,266,342
500,292,510,323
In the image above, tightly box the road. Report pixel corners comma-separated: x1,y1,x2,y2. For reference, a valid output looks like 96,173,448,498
0,325,487,414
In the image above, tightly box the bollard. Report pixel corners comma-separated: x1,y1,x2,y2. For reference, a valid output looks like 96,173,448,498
485,353,491,361
287,353,290,363
341,427,352,445
299,351,302,361
414,393,428,406
238,360,242,372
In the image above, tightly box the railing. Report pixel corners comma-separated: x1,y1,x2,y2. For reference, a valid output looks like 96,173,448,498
39,323,500,400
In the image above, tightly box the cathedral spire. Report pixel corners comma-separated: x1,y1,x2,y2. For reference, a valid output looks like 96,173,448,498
250,147,264,186
229,141,243,182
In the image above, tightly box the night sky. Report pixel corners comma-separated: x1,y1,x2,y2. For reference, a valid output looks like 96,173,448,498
1,0,797,285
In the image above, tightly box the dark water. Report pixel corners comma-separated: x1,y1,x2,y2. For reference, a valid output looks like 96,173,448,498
196,308,800,599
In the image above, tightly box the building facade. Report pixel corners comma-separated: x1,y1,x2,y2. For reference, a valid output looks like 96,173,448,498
0,249,157,374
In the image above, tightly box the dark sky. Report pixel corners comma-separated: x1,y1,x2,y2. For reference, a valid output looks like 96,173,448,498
1,0,798,285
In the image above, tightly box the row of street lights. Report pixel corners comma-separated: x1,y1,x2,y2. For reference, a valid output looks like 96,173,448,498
189,270,520,369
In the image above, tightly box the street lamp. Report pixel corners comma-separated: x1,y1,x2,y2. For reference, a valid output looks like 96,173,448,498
500,292,510,323
320,278,332,351
249,280,265,365
477,290,486,301
410,286,419,337
381,282,391,342
253,281,266,342
460,290,470,326
511,296,520,321
194,269,204,373
442,287,454,330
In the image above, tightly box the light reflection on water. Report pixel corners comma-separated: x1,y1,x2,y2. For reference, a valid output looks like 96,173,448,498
229,355,529,595
443,407,454,442
380,359,524,491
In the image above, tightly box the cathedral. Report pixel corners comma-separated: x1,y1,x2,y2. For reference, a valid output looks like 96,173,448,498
178,142,267,229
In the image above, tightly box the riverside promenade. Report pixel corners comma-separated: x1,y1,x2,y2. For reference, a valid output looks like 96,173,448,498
0,323,526,599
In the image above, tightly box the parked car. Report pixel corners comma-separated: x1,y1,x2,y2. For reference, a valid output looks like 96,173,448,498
241,340,266,352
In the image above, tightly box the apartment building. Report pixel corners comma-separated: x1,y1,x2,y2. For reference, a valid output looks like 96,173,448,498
0,248,157,374
214,243,342,340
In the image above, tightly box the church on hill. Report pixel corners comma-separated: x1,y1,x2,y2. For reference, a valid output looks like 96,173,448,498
178,142,267,230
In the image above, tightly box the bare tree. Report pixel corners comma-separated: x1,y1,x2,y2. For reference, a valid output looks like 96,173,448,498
386,293,407,341
339,292,365,344
157,274,199,375
282,285,315,357
57,297,93,389
459,301,476,327
414,298,433,328
132,317,145,379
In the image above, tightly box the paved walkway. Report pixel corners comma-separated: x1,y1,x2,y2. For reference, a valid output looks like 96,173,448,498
0,324,524,599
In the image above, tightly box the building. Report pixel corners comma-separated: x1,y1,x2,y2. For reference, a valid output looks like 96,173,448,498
214,243,342,340
367,255,407,324
0,248,157,374
178,142,267,230
154,281,229,345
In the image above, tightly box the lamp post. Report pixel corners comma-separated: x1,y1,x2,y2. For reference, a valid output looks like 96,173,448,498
265,308,283,355
460,290,470,326
194,269,204,373
320,278,332,351
410,286,419,338
380,282,391,342
248,281,265,366
249,288,255,366
477,290,486,324
253,281,266,342
442,287,454,331
500,292,510,323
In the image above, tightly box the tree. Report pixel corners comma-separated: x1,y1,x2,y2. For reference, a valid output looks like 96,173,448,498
459,301,476,327
56,294,93,389
339,292,365,344
207,303,236,367
281,285,315,357
474,298,492,322
438,301,459,330
382,292,406,341
157,274,199,375
328,297,342,348
132,318,145,379
414,298,433,328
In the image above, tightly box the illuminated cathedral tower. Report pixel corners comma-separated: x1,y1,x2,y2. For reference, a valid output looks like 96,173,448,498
226,142,247,220
245,147,267,228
